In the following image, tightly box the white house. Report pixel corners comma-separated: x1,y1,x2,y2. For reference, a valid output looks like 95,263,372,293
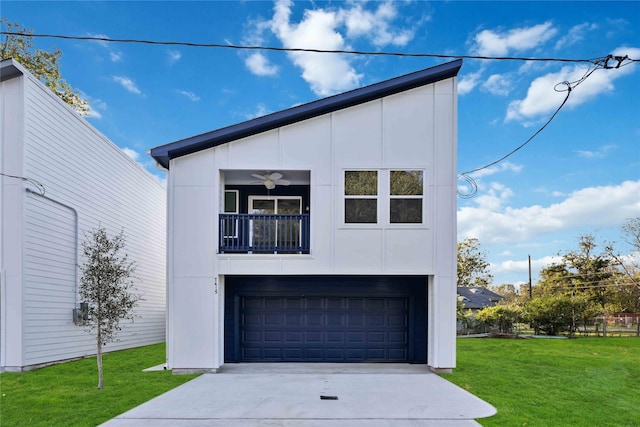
0,59,167,372
150,60,462,373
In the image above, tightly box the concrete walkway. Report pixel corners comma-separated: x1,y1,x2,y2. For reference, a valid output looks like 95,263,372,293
101,364,496,426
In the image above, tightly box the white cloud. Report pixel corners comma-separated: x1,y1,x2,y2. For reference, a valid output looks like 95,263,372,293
245,52,279,76
121,147,140,161
88,33,122,62
576,144,615,159
109,51,122,62
270,0,362,96
255,0,417,96
482,73,512,96
113,76,142,95
167,50,181,64
555,23,598,50
491,255,561,281
464,161,523,178
458,180,640,245
340,1,414,47
175,90,200,102
473,22,557,56
88,33,110,48
506,47,639,122
245,103,271,120
85,97,106,119
458,70,482,95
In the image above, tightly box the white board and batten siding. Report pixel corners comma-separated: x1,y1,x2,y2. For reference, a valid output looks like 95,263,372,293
0,59,166,371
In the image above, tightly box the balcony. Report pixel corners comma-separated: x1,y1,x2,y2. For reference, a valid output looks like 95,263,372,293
219,213,310,254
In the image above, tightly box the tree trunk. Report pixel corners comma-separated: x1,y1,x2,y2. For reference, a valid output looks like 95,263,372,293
97,328,104,389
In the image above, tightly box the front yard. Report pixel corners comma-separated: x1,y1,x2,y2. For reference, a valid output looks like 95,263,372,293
0,343,197,426
447,337,640,426
1,338,638,426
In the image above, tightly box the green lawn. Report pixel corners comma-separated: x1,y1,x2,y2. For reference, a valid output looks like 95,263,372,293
0,343,198,426
447,337,640,427
2,339,638,426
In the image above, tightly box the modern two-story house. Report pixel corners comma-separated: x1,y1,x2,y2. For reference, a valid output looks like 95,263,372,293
150,59,462,373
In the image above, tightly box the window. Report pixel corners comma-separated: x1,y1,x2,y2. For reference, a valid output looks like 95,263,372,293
343,169,424,225
344,171,377,223
390,170,423,223
224,190,239,213
223,190,239,238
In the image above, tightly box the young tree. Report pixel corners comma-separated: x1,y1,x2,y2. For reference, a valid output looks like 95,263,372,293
457,238,493,287
78,227,140,389
1,19,89,115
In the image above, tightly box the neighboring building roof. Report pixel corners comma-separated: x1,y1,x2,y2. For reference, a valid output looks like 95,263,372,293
457,287,505,310
149,59,463,169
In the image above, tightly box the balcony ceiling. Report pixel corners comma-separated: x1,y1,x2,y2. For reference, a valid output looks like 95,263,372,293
224,169,310,185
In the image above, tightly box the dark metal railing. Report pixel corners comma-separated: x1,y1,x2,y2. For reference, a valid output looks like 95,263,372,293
219,214,310,254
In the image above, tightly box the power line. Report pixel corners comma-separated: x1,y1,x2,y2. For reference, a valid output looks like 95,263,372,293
3,31,636,200
456,55,625,197
3,31,638,65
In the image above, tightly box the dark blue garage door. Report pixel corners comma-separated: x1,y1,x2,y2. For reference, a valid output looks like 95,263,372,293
241,296,408,362
225,276,427,363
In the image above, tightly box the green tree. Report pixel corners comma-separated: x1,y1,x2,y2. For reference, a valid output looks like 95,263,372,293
606,217,640,291
78,227,140,389
562,234,615,336
522,294,574,336
1,19,89,115
457,238,493,287
475,304,521,334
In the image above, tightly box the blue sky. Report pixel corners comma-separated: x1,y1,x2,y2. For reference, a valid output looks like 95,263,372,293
3,1,639,287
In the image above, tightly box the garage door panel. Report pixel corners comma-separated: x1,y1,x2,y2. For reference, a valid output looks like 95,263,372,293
285,331,302,342
238,295,409,362
225,276,427,363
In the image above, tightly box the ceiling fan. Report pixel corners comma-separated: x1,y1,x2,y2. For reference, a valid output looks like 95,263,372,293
251,172,291,190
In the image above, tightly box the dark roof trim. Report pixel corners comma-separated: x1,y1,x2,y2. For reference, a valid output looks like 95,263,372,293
0,59,25,82
150,59,462,169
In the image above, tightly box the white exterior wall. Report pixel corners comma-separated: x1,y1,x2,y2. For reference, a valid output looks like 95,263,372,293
0,60,166,371
166,77,457,371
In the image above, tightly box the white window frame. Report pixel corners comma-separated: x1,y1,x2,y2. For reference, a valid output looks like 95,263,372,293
389,170,424,224
341,168,427,227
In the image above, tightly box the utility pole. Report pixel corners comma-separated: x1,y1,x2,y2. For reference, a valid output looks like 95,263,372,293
528,254,532,299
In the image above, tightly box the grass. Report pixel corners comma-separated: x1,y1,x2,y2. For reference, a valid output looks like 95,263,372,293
0,343,198,426
446,337,640,427
2,339,638,426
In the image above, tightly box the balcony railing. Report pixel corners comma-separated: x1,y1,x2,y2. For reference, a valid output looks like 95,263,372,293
219,214,310,254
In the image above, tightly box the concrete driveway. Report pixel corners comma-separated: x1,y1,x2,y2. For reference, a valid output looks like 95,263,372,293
100,363,496,426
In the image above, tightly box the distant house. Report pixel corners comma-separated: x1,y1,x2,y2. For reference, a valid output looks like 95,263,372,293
457,286,506,334
0,59,167,372
150,60,462,373
457,286,505,312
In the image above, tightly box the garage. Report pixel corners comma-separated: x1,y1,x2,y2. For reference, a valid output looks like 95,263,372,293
224,276,427,363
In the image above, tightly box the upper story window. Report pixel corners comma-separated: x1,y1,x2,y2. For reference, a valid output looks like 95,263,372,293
344,171,378,223
390,170,423,223
344,169,424,225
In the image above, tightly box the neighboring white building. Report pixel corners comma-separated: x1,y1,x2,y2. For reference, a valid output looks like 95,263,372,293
151,60,462,373
0,59,166,372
